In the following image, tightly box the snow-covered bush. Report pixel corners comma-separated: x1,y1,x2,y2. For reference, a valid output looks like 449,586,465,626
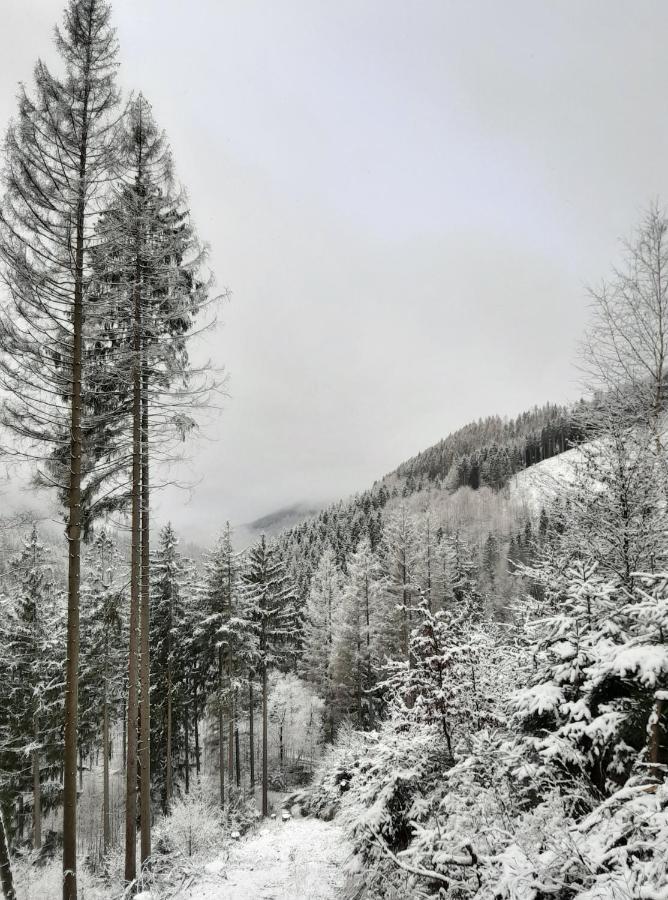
156,780,223,858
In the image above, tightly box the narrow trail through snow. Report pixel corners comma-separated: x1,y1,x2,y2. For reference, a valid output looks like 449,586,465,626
185,816,349,899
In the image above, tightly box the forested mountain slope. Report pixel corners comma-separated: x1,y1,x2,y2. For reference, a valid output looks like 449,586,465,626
275,400,577,619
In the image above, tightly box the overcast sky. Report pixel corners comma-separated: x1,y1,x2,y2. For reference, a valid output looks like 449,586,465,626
2,1,668,542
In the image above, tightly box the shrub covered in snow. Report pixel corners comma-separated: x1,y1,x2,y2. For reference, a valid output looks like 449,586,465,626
156,780,224,858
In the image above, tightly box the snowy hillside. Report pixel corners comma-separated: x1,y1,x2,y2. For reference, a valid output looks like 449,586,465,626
509,443,581,510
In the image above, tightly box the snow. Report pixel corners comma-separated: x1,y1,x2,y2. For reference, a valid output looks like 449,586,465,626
608,645,668,686
186,815,349,900
510,445,581,509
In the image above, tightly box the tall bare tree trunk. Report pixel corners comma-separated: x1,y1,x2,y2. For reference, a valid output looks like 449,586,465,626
139,370,151,869
122,695,126,772
262,664,268,817
235,724,241,788
218,649,224,808
194,675,201,777
103,700,110,852
365,579,373,726
649,695,666,779
184,676,190,795
0,811,15,900
249,680,255,793
227,700,234,793
124,245,143,887
32,742,41,851
165,658,173,811
63,154,86,900
16,799,23,844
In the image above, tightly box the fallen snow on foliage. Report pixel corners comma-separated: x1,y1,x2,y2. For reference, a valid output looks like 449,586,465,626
186,815,349,899
608,645,668,685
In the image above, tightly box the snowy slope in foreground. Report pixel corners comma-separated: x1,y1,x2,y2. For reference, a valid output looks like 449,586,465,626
185,816,349,900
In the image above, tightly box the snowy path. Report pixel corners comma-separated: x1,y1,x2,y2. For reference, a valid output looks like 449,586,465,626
185,816,350,899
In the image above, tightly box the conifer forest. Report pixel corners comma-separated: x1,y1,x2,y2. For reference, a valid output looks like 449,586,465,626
0,1,667,898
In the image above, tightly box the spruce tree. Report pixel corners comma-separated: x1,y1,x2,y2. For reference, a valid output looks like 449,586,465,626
197,524,252,805
149,524,195,808
0,4,120,893
241,536,298,816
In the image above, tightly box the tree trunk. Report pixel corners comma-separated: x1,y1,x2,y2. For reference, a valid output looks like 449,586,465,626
0,811,15,900
649,694,666,779
165,659,173,811
139,368,151,870
235,725,241,788
122,695,126,772
103,700,110,852
262,664,268,817
32,746,41,851
194,675,201,777
184,678,190,795
218,649,224,808
124,247,143,887
365,579,373,726
63,166,85,900
16,798,23,844
227,702,234,794
249,680,255,793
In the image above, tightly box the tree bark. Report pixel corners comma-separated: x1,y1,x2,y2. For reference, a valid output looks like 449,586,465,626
218,649,224,808
122,695,126,772
63,111,87,900
262,663,268,817
649,694,666,779
249,680,255,794
365,578,373,726
184,676,190,795
124,231,143,887
235,724,241,788
227,698,234,794
194,675,201,777
139,368,151,869
165,656,173,811
32,743,41,851
103,699,110,852
0,811,15,900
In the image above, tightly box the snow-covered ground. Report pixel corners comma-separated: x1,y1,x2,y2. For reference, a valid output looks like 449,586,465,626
184,815,350,900
510,444,580,510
